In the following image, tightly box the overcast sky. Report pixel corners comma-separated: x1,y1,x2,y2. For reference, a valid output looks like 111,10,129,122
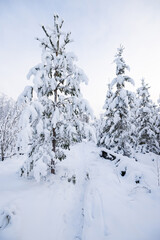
1,0,160,115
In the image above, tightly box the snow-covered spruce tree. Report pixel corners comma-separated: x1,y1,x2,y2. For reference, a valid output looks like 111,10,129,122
18,15,92,181
99,46,135,156
94,114,105,145
0,93,19,161
97,84,114,147
153,103,160,154
127,90,138,150
157,97,160,151
136,79,160,154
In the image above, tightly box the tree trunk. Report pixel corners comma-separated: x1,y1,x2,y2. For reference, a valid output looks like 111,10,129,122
1,144,4,161
51,88,58,174
51,127,56,174
51,36,59,174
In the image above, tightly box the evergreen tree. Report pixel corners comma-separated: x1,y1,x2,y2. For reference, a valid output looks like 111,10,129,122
128,90,138,150
95,114,105,145
0,93,19,161
136,79,159,154
98,84,114,147
157,97,160,152
18,15,92,181
99,46,135,156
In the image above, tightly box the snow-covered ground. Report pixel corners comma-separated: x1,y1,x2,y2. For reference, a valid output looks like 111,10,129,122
0,142,160,240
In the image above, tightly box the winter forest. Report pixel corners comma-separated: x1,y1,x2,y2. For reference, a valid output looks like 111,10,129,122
0,13,160,240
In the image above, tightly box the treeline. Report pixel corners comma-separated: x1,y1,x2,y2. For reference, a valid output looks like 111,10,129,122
97,46,160,157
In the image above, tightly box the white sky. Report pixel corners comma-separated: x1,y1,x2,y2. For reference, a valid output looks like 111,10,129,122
0,0,160,116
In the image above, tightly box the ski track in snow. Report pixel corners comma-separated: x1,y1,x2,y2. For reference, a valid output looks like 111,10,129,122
0,142,160,240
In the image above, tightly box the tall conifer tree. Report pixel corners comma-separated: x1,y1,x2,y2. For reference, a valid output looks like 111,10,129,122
99,46,135,156
18,15,92,181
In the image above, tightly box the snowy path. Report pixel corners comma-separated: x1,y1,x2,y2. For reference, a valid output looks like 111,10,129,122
0,142,160,240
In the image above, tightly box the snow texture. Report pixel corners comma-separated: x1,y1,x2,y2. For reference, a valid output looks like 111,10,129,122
0,142,160,240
